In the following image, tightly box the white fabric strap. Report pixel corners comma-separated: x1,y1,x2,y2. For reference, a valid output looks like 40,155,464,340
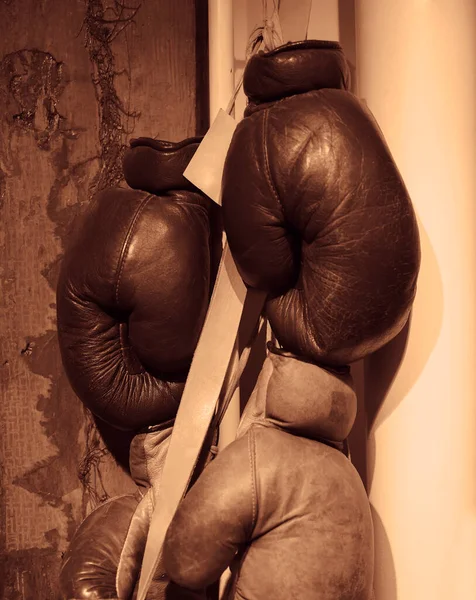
136,246,265,600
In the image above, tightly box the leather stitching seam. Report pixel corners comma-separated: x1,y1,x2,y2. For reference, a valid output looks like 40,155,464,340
114,493,141,595
262,110,285,217
248,428,258,534
114,194,153,379
115,193,154,306
143,434,151,496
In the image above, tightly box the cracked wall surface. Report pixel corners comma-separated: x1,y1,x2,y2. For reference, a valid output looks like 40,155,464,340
0,0,203,597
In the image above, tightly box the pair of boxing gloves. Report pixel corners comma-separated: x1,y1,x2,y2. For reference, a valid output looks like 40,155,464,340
57,40,420,599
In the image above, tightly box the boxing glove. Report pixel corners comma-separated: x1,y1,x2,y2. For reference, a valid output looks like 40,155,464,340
60,423,218,600
57,136,221,431
60,492,147,599
163,348,374,599
222,40,420,365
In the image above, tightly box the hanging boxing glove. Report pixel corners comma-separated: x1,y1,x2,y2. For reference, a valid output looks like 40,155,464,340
222,40,420,365
57,136,222,431
60,422,217,600
163,349,374,599
60,493,146,599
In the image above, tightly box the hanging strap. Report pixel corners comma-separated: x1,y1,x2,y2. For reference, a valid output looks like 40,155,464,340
136,246,265,600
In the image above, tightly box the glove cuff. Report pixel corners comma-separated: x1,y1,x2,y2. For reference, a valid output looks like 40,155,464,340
123,135,203,193
129,421,174,489
238,352,357,444
244,40,350,110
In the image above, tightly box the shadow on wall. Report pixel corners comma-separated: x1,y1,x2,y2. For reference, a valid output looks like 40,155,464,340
365,221,444,484
363,220,443,600
371,505,398,600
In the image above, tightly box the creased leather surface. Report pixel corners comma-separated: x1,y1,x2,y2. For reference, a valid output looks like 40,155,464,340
164,354,373,599
223,43,420,365
129,423,174,490
59,425,219,600
237,353,356,443
60,494,141,599
59,490,212,600
57,138,221,430
58,136,222,598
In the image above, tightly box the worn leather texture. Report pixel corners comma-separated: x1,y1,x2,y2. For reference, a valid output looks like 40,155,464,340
59,383,219,599
57,137,222,430
59,40,420,600
222,40,421,365
129,422,174,491
60,491,214,600
164,353,374,599
237,347,356,443
123,137,203,194
60,494,141,599
244,40,350,107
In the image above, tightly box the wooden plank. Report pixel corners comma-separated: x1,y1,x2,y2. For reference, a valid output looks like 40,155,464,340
0,1,204,597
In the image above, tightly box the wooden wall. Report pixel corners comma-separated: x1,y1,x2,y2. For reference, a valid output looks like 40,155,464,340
0,1,207,598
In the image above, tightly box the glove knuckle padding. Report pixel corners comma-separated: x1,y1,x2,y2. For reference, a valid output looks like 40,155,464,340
60,489,205,600
164,427,373,599
222,41,420,365
57,139,219,430
163,434,255,591
240,429,372,600
61,426,215,600
264,350,356,442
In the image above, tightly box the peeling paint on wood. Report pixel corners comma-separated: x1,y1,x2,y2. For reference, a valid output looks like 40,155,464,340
0,0,204,597
2,49,68,150
84,0,141,192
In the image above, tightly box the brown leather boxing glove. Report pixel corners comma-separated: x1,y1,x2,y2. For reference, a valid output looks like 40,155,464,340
164,350,373,599
222,40,420,365
57,137,221,431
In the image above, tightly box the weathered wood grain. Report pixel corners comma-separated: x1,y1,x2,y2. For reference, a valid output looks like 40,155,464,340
0,1,205,597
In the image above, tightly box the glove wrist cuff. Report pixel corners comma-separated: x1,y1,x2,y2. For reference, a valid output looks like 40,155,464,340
123,136,203,193
244,39,350,109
